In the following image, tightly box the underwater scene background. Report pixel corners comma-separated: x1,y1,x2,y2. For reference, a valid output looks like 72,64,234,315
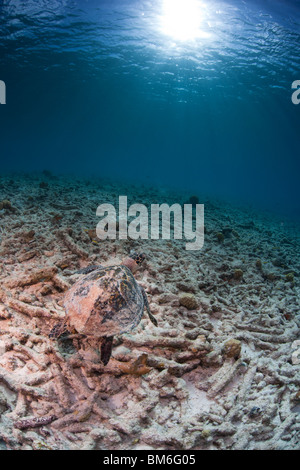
0,0,300,452
0,0,300,218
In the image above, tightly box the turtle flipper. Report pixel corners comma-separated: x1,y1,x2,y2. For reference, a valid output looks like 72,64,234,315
100,336,114,365
140,286,158,327
49,320,68,339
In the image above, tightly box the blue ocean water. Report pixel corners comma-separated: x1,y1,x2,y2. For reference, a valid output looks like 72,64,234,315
0,0,299,219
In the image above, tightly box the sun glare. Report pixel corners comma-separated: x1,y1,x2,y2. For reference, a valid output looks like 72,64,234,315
160,0,204,41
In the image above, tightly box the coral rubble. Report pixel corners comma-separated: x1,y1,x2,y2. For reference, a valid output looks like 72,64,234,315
0,173,299,450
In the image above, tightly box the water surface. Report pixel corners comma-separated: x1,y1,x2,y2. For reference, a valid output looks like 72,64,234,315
0,0,299,218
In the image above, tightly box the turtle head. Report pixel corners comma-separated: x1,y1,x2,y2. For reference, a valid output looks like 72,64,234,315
122,252,145,273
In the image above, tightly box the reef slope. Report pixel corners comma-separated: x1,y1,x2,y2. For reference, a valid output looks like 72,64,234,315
0,173,299,450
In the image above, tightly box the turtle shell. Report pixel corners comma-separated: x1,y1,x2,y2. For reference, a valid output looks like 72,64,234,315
63,265,144,337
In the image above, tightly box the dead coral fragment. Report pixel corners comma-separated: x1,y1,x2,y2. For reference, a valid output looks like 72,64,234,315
179,293,198,310
5,266,58,288
256,259,262,270
52,274,71,292
222,227,233,238
0,365,47,398
0,288,58,319
51,213,63,225
223,339,242,359
84,228,97,240
0,199,16,212
14,415,57,430
285,272,294,283
117,354,151,376
233,269,243,280
57,228,89,259
207,359,243,398
216,232,225,243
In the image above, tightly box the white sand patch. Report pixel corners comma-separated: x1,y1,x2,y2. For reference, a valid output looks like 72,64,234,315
183,379,214,418
107,390,128,410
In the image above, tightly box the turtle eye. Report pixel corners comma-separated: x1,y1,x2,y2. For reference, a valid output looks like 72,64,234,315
133,253,145,265
138,253,145,264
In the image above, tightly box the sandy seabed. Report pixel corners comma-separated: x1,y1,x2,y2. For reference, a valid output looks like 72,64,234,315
0,172,299,450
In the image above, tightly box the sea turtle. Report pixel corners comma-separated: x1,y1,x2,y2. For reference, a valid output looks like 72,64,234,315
49,252,157,365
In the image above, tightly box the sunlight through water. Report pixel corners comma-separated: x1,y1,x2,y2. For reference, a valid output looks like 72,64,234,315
160,0,208,41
